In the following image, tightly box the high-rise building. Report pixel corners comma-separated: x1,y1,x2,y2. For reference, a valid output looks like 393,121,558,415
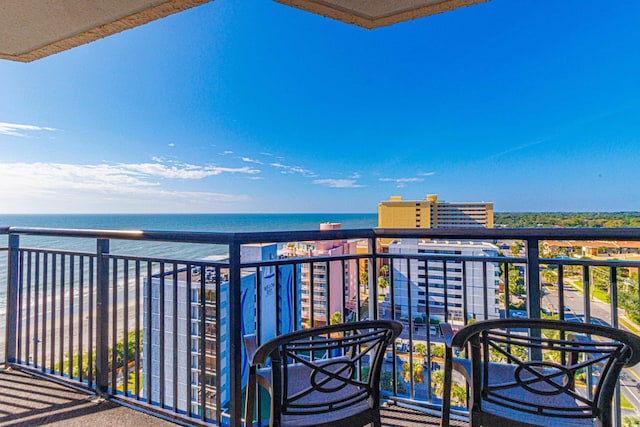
282,223,359,327
143,243,297,418
378,194,493,229
384,239,500,323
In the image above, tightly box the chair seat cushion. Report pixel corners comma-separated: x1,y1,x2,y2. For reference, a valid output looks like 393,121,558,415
259,356,374,427
453,358,594,427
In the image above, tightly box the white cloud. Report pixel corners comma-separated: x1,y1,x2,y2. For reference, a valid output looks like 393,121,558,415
168,143,175,147
120,162,260,179
0,162,253,213
241,157,263,165
418,171,436,177
313,179,364,188
221,150,234,155
0,122,57,137
379,177,424,188
270,162,316,177
379,177,424,183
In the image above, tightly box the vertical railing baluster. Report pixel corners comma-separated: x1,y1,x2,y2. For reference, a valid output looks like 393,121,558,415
172,263,178,412
5,234,20,365
229,240,242,427
199,263,206,421
88,256,95,387
462,260,468,325
215,264,222,425
326,261,331,326
17,250,24,364
145,261,153,404
68,254,74,378
389,258,397,396
41,253,48,372
610,267,621,427
26,251,32,365
123,259,130,397
558,265,565,321
525,239,541,319
310,261,315,328
275,263,281,337
503,261,510,319
370,234,378,320
443,260,449,322
135,260,141,400
526,238,542,361
78,256,84,383
407,258,414,400
340,259,346,325
482,261,488,320
96,239,110,396
184,263,192,416
59,254,65,374
159,262,166,408
50,253,57,374
111,258,118,393
34,252,40,369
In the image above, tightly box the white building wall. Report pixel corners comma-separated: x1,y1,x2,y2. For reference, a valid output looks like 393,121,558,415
388,239,500,323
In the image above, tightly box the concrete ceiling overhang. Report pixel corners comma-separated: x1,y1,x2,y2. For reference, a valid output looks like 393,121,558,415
277,0,490,29
0,0,212,62
0,0,489,63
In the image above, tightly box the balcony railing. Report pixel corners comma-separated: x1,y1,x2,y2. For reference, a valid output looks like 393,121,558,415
1,226,639,426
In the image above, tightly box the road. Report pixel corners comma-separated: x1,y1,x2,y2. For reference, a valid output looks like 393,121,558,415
542,282,640,416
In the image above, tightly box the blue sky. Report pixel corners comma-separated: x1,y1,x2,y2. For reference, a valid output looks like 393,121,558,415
1,0,639,214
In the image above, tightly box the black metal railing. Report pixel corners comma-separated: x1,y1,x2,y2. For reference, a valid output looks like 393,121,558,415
1,226,639,426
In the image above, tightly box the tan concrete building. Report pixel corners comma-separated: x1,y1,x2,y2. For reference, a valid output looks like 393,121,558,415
378,194,494,229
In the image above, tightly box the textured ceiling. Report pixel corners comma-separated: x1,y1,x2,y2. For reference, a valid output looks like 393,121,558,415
0,0,489,62
0,0,212,62
276,0,489,29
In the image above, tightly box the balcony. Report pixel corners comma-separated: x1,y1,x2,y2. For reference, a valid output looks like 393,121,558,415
1,225,639,426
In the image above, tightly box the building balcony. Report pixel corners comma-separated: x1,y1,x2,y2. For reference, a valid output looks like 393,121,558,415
1,225,639,426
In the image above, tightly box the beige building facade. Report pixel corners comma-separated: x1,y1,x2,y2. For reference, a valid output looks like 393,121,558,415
378,194,494,230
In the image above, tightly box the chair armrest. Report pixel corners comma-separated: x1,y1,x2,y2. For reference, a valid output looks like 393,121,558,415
244,334,258,363
440,323,455,348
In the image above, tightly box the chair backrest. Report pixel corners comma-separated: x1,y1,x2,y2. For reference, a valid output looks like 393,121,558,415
450,319,640,425
251,320,402,424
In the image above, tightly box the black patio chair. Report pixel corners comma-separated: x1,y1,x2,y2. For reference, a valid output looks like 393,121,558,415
439,318,640,427
244,320,402,427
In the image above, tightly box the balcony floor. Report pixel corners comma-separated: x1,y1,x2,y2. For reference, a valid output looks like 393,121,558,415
0,368,466,427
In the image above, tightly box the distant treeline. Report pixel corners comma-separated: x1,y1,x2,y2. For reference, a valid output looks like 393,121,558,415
494,212,640,228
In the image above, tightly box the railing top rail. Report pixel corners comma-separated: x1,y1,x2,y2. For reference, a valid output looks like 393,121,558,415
5,226,376,244
373,227,640,241
4,226,640,244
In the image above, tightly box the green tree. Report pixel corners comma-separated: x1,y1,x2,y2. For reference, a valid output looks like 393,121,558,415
379,265,389,277
378,276,389,289
380,370,407,395
330,311,342,325
430,344,445,359
511,241,523,257
414,343,427,357
359,270,368,286
402,361,424,384
623,417,640,427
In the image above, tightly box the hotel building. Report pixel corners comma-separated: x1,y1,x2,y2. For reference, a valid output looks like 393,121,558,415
378,194,494,230
143,244,296,419
385,239,500,323
282,223,359,327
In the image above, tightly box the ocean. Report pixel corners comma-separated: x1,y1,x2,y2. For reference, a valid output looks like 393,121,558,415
0,213,377,312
